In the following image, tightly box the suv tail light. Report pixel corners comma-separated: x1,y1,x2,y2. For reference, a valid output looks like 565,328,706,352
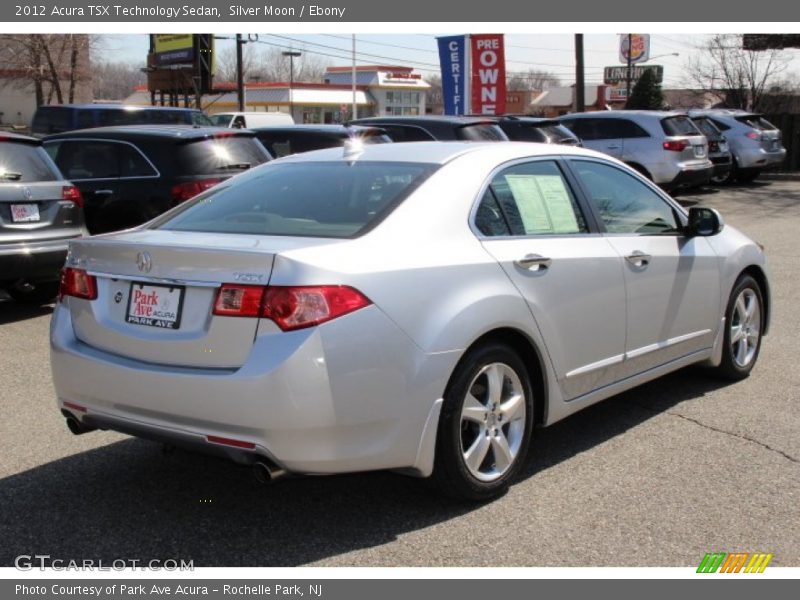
213,284,371,330
171,178,222,202
62,185,84,209
745,131,762,141
663,140,688,152
59,268,97,301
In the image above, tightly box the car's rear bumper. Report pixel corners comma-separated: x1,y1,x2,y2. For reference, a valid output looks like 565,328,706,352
710,154,733,178
663,164,714,189
50,302,453,476
736,146,786,170
0,237,76,283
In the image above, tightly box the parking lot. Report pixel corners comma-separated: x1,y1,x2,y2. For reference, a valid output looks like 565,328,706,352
1,178,798,568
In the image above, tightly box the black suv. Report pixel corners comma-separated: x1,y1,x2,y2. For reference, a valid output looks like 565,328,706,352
44,126,271,234
253,124,392,157
348,116,508,142
487,116,582,145
1,133,86,304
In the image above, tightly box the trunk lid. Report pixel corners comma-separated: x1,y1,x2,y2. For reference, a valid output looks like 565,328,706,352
64,229,334,368
0,181,83,243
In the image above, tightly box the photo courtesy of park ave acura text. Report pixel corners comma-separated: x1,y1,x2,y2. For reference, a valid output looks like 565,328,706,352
0,21,799,573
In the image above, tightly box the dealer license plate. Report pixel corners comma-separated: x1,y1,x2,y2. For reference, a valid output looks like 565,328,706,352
10,204,40,222
126,283,184,330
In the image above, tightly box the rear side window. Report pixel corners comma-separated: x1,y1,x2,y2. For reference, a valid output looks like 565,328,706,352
477,160,588,236
456,123,508,141
735,115,777,131
158,161,437,238
31,107,72,135
0,142,59,182
176,136,271,175
118,144,158,177
47,140,121,180
661,116,701,136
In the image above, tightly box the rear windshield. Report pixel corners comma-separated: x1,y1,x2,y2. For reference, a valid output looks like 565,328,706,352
176,136,272,175
661,116,701,136
0,142,59,182
539,125,579,144
158,161,437,238
736,115,777,131
31,107,72,135
691,117,722,138
456,123,508,141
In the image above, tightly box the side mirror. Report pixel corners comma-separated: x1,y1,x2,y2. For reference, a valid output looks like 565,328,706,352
686,206,724,237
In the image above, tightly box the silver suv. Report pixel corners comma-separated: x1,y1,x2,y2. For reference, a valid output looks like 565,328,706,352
688,109,786,183
558,111,712,190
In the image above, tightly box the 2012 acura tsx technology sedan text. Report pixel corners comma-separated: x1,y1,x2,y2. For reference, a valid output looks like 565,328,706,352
50,141,770,501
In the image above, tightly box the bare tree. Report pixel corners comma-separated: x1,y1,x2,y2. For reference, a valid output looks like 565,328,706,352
214,42,257,83
92,61,147,101
506,69,560,92
686,34,789,111
254,47,331,83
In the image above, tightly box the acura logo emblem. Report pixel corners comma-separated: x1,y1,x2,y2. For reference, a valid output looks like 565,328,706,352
136,251,152,273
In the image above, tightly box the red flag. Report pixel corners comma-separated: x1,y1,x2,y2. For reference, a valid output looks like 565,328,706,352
470,34,506,115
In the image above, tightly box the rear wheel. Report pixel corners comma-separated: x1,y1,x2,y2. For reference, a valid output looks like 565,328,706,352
716,275,764,380
711,159,737,185
6,281,59,305
432,343,534,502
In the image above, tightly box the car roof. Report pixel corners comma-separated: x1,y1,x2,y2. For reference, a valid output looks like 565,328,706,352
43,125,256,141
252,124,384,134
351,115,500,125
274,140,605,165
560,110,687,119
689,108,760,117
0,131,41,144
37,104,202,112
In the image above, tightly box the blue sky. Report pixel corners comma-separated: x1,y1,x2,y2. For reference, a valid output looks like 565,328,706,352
99,33,799,88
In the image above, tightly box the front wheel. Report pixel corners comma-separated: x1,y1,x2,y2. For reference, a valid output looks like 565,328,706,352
432,343,534,502
716,275,764,380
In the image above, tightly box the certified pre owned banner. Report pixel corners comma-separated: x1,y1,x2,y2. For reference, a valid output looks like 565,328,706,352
470,34,506,115
437,35,468,115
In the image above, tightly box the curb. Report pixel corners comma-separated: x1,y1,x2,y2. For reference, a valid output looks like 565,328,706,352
761,172,800,181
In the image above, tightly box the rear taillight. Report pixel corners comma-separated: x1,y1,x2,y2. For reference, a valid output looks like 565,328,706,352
171,178,222,202
212,284,371,330
746,131,762,141
62,185,84,209
663,140,688,152
212,285,265,317
59,267,97,301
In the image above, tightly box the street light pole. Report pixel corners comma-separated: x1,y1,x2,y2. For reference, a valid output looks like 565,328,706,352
236,34,245,111
626,33,633,103
282,51,302,120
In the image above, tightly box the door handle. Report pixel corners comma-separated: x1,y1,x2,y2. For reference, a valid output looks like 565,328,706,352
93,189,114,195
606,144,621,149
515,254,552,270
625,251,652,267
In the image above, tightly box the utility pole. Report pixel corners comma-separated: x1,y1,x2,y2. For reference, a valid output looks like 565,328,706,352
625,33,633,103
351,34,357,120
236,34,245,111
575,34,585,112
282,51,302,120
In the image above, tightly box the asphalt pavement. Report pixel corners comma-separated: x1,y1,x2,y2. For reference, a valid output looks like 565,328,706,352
1,179,798,567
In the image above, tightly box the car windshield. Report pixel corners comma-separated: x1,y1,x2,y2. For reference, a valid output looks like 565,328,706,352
0,142,59,182
736,115,777,131
209,114,232,127
661,116,700,136
158,161,438,238
456,123,508,141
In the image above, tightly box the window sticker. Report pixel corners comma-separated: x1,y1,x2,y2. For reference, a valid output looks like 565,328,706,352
504,174,580,234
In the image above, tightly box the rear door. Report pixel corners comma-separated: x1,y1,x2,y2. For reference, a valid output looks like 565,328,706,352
561,118,624,159
475,158,627,400
45,139,122,233
569,159,720,379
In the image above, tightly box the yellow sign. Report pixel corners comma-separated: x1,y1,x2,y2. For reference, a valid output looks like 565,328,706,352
153,34,194,54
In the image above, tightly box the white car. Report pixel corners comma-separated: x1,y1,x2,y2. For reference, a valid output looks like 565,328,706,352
51,142,770,501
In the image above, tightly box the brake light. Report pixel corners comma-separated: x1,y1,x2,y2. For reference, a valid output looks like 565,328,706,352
62,185,84,209
59,268,97,301
212,284,371,330
262,286,372,331
171,178,222,202
213,285,265,317
663,140,688,152
746,131,762,141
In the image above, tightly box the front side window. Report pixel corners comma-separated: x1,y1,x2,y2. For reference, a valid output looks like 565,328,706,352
475,160,588,236
158,161,438,238
572,160,681,235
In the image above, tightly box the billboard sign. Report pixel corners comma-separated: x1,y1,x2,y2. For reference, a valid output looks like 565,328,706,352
470,34,506,115
604,64,664,84
437,35,467,115
619,34,650,64
152,34,195,66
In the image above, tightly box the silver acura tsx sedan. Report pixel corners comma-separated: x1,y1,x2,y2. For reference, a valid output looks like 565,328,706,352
51,141,770,501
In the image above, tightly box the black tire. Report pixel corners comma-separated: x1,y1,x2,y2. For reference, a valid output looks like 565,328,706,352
716,275,764,381
6,281,59,305
432,343,534,502
711,159,737,185
736,169,761,183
